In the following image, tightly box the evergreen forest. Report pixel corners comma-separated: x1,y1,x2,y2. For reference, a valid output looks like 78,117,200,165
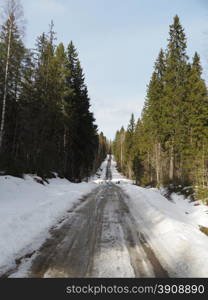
113,15,208,199
0,0,108,181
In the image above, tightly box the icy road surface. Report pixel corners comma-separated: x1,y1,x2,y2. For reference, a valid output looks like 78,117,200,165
28,157,168,278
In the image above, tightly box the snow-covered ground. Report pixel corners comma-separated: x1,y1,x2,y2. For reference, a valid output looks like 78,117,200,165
0,174,97,275
1,155,208,277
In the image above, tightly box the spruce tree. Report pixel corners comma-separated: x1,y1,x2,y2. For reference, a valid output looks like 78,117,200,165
0,0,25,173
163,15,189,181
123,114,135,178
185,53,208,189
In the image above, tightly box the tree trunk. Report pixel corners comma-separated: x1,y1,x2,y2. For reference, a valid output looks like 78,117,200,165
159,142,162,181
63,127,67,173
120,140,123,169
169,144,174,181
155,142,160,184
0,22,12,151
147,151,152,182
120,132,125,170
202,143,205,188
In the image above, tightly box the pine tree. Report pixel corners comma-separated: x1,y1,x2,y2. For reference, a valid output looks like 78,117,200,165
64,41,98,181
113,127,125,171
123,114,135,178
162,15,189,181
143,49,166,184
13,48,35,173
185,53,208,190
132,118,145,185
0,0,25,173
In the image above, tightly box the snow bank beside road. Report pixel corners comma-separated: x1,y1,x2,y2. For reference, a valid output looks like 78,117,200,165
90,158,108,183
0,175,97,275
121,185,208,277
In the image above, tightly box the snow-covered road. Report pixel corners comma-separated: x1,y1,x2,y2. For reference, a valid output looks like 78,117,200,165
19,157,168,278
30,181,167,277
1,155,208,277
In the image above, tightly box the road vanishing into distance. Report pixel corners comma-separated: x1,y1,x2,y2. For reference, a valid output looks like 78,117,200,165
26,157,168,278
1,156,169,278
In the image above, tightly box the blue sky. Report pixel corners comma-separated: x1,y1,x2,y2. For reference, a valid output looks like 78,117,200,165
6,0,208,139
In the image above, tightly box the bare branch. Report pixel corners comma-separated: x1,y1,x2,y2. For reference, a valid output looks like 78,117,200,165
0,0,26,37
